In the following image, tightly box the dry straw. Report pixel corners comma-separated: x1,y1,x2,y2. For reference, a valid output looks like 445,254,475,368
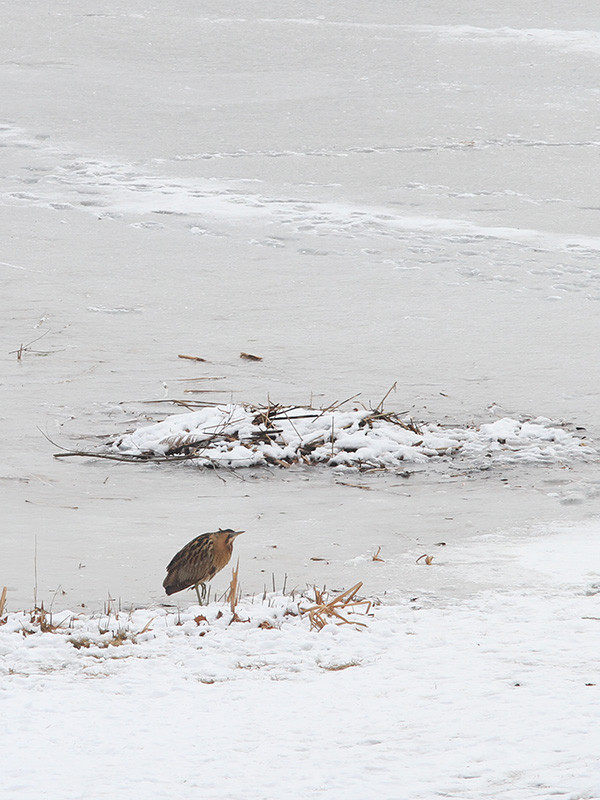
228,560,241,614
302,582,372,631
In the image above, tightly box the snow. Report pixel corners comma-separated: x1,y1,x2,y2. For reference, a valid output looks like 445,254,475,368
420,24,600,55
2,523,600,799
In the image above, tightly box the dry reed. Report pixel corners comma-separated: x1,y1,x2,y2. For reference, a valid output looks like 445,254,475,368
302,582,371,631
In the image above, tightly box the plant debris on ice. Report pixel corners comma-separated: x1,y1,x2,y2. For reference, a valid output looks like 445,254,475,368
96,402,594,470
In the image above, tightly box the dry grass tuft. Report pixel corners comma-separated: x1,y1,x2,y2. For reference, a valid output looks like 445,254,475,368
302,582,372,631
30,606,61,633
70,630,134,648
70,636,92,649
108,629,130,646
319,660,362,671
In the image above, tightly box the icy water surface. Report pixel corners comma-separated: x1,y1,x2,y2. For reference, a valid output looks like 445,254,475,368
2,1,600,612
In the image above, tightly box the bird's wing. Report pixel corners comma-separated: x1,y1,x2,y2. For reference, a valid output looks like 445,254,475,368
163,534,215,594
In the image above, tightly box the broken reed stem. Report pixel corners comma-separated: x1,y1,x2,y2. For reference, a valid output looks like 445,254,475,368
331,415,335,458
281,410,303,442
127,398,222,406
176,377,226,382
228,559,240,613
139,616,157,635
376,381,397,413
33,535,38,609
313,392,362,422
53,450,208,463
0,586,7,617
372,546,384,562
9,330,51,359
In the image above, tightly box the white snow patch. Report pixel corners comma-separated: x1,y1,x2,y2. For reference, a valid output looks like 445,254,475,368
86,305,143,314
415,24,600,55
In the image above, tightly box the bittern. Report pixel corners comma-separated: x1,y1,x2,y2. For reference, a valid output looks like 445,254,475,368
163,528,244,605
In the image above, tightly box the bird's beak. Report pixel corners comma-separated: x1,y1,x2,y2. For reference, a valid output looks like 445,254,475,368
231,530,245,538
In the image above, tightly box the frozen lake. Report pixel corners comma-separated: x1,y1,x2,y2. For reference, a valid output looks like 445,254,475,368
2,3,600,796
3,1,600,611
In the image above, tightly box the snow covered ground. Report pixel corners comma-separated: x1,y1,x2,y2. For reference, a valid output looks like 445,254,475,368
3,523,600,799
2,0,600,797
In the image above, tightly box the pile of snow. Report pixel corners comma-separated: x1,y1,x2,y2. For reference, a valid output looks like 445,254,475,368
111,404,593,469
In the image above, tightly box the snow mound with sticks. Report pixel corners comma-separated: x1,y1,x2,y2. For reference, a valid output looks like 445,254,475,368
111,404,593,470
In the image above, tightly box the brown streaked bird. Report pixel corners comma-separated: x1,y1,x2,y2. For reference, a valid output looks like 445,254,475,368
163,529,244,605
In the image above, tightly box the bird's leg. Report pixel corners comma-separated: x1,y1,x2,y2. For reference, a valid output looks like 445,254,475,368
200,582,207,604
194,582,203,606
